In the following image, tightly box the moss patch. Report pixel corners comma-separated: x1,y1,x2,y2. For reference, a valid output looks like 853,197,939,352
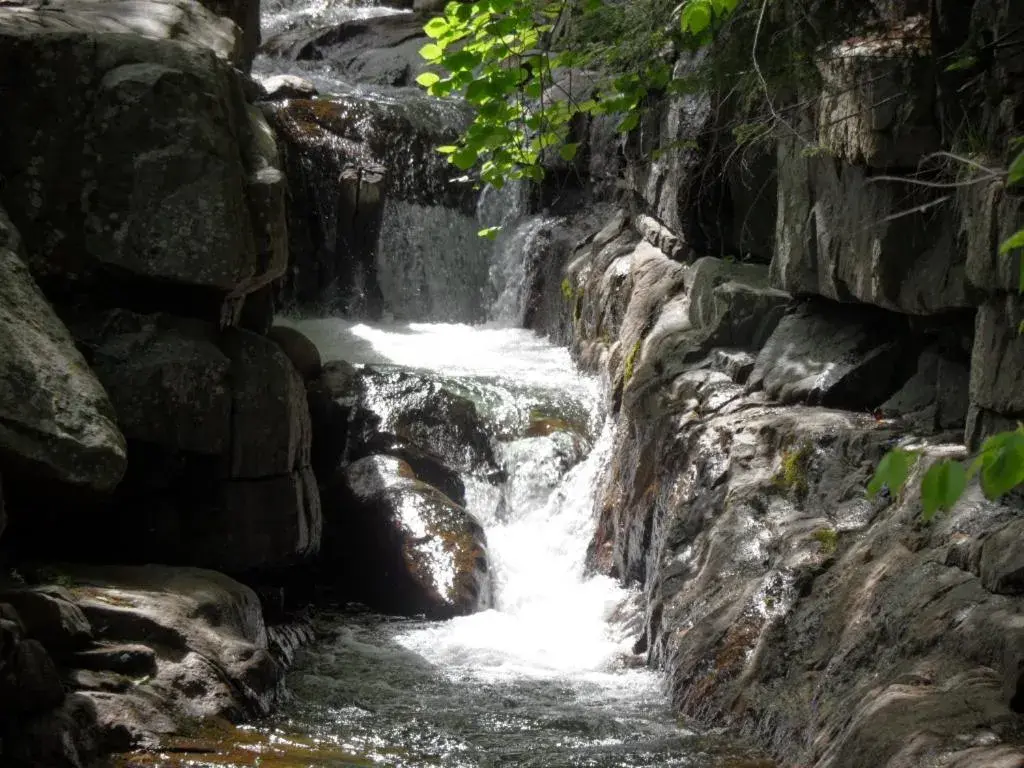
812,527,838,555
623,339,642,384
772,443,813,497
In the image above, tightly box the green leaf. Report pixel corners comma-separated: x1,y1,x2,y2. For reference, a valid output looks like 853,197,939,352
416,71,441,87
436,145,458,154
1008,149,1024,187
616,111,640,133
977,430,1024,499
419,43,443,62
1000,228,1024,256
477,226,501,239
451,146,479,170
920,460,967,521
945,54,979,72
559,142,579,162
681,1,712,35
424,17,449,38
868,449,917,498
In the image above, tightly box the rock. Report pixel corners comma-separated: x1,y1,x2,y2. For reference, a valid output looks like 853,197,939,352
969,296,1024,429
221,328,312,478
261,13,429,87
356,433,467,507
686,257,790,349
268,324,323,381
815,19,938,167
0,0,244,65
1,692,100,768
879,347,971,431
0,472,5,541
0,587,93,657
979,519,1024,595
259,74,318,100
62,564,281,746
0,24,286,319
71,310,233,456
0,637,66,715
748,302,917,408
320,455,491,617
772,136,971,315
0,219,126,491
196,0,260,68
962,179,1024,295
72,643,158,678
352,368,499,476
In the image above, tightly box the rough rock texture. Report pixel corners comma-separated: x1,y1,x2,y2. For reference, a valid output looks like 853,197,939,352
0,14,287,323
261,13,429,87
319,455,491,618
542,214,1024,768
41,565,282,750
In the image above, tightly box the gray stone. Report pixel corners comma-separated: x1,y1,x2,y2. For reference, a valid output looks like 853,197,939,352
1,692,100,768
0,25,286,313
748,303,915,408
772,138,970,315
0,587,92,656
72,643,158,678
816,24,938,167
63,564,281,744
73,311,232,455
979,519,1024,595
0,0,244,65
970,296,1024,418
961,179,1024,295
0,223,126,491
0,472,5,541
687,258,790,349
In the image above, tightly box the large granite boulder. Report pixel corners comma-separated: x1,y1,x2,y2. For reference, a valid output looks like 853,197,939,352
0,16,286,322
6,310,321,575
319,455,491,618
967,295,1024,446
0,208,126,491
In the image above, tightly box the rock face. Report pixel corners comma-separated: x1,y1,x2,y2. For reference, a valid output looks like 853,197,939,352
544,215,1024,767
0,210,126,491
0,7,286,325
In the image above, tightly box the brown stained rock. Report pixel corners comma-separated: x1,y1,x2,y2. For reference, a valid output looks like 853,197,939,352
318,455,491,618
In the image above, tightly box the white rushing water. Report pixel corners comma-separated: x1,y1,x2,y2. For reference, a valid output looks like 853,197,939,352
284,316,656,691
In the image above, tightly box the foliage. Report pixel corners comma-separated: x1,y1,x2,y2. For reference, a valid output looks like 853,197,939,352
416,0,739,190
623,338,641,384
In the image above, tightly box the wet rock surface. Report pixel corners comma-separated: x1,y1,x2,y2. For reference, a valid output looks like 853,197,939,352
546,212,1024,768
320,455,491,618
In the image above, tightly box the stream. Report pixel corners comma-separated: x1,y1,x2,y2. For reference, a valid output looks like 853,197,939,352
110,0,773,763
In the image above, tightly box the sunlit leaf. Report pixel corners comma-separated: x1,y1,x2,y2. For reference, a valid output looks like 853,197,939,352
424,17,449,38
920,460,967,521
415,71,441,87
559,142,579,162
419,42,443,62
977,431,1024,499
451,146,479,170
477,226,501,239
868,449,917,498
681,1,712,35
616,111,640,133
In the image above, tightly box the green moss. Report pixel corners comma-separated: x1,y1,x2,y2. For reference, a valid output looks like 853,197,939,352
773,443,813,497
561,277,574,302
623,339,642,384
812,527,838,555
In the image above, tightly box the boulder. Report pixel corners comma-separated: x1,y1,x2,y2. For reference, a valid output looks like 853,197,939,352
969,296,1024,426
196,0,260,68
351,367,499,476
0,22,287,319
268,324,323,381
1,692,100,768
59,564,281,747
979,519,1024,596
320,455,491,617
0,587,93,657
962,179,1024,295
0,0,244,65
356,433,467,507
748,302,917,408
0,472,5,541
0,214,126,491
878,346,971,431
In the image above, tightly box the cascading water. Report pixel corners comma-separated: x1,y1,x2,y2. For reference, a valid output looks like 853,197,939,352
131,0,770,764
